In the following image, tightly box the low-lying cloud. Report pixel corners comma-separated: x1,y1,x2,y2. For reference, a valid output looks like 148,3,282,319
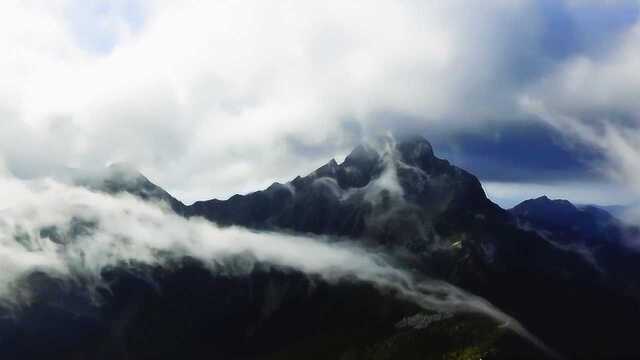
0,172,556,356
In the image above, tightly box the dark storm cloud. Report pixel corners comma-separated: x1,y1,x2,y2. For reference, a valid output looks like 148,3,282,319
432,121,605,183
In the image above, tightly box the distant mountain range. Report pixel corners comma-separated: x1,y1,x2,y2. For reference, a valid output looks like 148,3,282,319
3,135,640,359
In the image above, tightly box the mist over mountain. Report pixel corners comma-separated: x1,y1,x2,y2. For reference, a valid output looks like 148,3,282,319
4,1,640,359
0,140,554,360
3,136,638,359
180,136,640,359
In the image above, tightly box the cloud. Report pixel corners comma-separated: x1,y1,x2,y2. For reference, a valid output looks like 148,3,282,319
521,19,640,196
0,172,557,355
3,0,638,205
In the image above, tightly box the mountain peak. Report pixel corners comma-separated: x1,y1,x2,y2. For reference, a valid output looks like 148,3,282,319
71,163,186,213
519,196,577,211
343,143,379,166
106,162,144,178
510,196,622,244
341,135,436,171
396,135,435,166
396,134,433,151
510,196,579,223
188,134,498,250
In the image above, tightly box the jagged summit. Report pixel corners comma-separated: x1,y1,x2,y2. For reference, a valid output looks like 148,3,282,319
20,136,640,359
296,135,451,191
343,142,379,165
67,136,491,243
342,135,435,166
188,135,501,256
396,135,435,163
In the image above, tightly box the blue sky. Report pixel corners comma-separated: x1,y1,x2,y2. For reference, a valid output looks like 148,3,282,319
1,0,640,208
66,0,145,53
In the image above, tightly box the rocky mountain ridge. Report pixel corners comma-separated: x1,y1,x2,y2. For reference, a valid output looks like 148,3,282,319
47,135,640,359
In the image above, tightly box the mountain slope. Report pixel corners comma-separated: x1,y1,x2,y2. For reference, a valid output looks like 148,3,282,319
510,196,625,244
0,149,553,360
73,162,187,214
188,136,505,264
183,136,640,359
0,260,548,360
510,195,640,299
31,136,640,359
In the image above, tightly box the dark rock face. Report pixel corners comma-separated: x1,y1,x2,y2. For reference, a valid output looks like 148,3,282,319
182,136,640,359
510,196,624,244
510,196,640,303
7,136,640,359
0,261,546,360
188,136,503,256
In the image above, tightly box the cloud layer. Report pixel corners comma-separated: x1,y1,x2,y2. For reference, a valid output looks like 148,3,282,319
0,172,558,354
1,0,639,206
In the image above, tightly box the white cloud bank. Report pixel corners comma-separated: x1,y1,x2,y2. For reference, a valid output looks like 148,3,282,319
0,173,557,356
2,0,638,205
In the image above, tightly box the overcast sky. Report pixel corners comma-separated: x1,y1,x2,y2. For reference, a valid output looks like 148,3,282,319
1,0,639,207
